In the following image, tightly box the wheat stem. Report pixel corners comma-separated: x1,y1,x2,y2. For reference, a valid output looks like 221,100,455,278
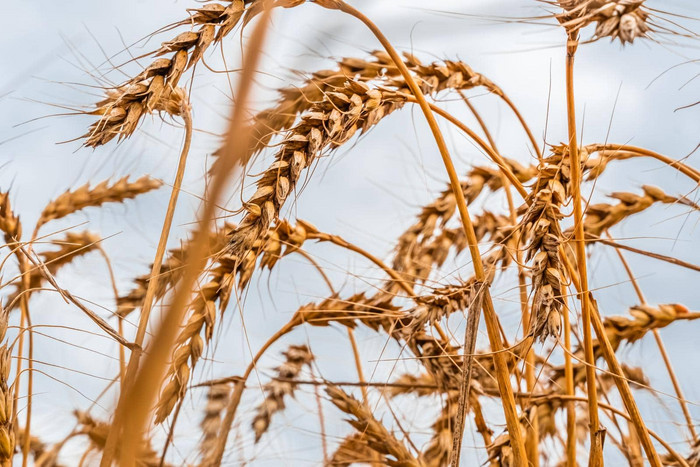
560,248,662,466
590,143,700,183
17,254,33,467
564,35,603,466
100,96,192,466
499,92,543,162
524,395,688,467
316,3,527,465
403,96,528,199
562,294,577,466
95,245,125,383
103,8,270,463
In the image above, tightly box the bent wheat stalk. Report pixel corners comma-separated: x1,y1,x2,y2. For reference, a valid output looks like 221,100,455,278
102,9,272,466
312,2,527,465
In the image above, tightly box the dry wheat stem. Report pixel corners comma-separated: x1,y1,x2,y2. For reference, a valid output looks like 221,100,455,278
560,245,662,466
588,236,700,272
525,394,689,467
312,3,527,464
588,143,700,183
17,253,33,467
562,295,577,466
105,97,192,465
564,35,604,466
99,9,271,466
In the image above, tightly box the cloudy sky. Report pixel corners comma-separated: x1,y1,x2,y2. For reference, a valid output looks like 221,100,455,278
1,0,698,465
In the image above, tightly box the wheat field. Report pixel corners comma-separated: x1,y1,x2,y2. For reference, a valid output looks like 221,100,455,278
1,0,699,465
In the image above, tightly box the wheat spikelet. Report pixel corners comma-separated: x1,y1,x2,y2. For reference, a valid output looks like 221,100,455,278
519,146,578,341
298,292,496,392
541,304,694,397
84,1,315,147
544,305,688,398
83,0,217,146
393,160,534,285
85,84,187,147
555,0,651,43
406,230,513,333
116,243,189,319
422,390,458,467
83,0,238,147
662,438,700,466
226,50,525,260
251,345,314,442
386,373,440,398
35,176,162,231
0,192,21,243
486,414,529,467
602,303,695,352
297,292,402,334
325,385,424,467
410,281,484,332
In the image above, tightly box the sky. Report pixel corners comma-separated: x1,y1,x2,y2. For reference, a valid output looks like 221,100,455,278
1,0,699,465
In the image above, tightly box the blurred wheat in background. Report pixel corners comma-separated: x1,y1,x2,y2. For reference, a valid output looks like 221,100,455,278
1,0,699,465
